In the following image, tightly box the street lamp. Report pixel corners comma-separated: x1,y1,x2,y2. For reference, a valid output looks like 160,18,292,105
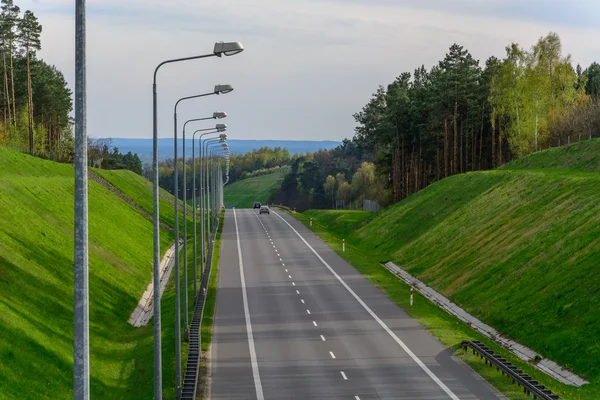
152,41,243,400
179,117,228,344
209,146,228,220
200,133,227,279
193,128,226,298
204,138,224,238
191,119,226,305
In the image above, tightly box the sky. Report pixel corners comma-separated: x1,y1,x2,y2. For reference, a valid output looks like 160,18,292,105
20,0,600,141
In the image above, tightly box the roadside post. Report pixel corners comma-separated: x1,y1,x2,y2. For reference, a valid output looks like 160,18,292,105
342,239,345,252
310,218,313,227
410,287,413,306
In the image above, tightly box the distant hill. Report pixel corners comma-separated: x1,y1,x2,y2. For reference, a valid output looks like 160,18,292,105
104,138,341,163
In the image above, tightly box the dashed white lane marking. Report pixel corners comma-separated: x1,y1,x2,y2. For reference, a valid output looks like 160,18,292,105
279,258,283,261
329,351,336,359
340,371,348,380
355,397,361,400
313,321,318,327
285,269,288,272
301,299,305,304
296,290,300,295
288,275,292,279
292,282,296,286
282,263,285,267
320,335,326,341
233,209,264,399
272,210,460,400
306,309,311,315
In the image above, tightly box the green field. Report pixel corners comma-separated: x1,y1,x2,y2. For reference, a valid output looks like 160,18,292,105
0,147,190,399
297,139,600,399
222,169,287,208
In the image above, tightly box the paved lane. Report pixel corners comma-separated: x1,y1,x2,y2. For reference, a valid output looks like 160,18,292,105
211,209,505,399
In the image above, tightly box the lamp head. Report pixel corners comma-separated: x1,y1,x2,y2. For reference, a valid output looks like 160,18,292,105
215,124,227,132
219,133,227,139
213,111,227,119
214,84,234,95
214,41,244,57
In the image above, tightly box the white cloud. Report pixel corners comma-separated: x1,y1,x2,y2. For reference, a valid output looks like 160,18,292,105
17,0,600,141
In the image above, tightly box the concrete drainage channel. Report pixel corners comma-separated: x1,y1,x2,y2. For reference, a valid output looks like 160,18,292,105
181,216,220,400
463,340,560,400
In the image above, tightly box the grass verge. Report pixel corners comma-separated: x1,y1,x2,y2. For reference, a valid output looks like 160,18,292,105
289,210,595,400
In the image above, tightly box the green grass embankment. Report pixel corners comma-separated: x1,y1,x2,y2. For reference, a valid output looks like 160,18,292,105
221,169,287,208
294,139,600,399
0,147,191,399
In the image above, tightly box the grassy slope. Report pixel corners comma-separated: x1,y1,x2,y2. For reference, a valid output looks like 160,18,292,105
299,139,600,399
93,168,194,231
222,169,287,208
0,148,186,399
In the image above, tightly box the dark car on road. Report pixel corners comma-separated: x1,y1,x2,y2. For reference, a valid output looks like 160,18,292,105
259,205,270,214
253,202,261,209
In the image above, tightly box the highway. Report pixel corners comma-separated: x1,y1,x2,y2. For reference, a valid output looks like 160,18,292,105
210,208,505,399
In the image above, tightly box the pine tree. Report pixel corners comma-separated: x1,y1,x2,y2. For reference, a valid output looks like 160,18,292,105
17,10,41,154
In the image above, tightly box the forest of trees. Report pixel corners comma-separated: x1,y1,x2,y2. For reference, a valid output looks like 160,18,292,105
154,32,600,211
352,32,600,203
0,0,73,162
88,138,143,175
155,146,297,200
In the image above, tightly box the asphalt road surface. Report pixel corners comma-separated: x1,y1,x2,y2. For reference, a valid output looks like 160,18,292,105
210,208,505,400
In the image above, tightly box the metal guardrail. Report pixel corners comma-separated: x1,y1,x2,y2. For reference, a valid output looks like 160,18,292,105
181,216,220,400
462,340,560,400
269,204,291,211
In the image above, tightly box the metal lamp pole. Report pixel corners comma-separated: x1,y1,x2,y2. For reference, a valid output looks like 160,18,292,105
194,128,226,296
204,139,225,240
181,120,228,342
152,41,243,400
74,1,89,399
200,133,226,278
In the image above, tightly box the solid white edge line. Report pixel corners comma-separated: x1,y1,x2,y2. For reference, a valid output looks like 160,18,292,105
233,209,265,400
272,210,460,400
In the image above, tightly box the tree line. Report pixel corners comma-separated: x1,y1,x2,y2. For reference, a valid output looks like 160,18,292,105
154,146,297,200
272,32,600,211
352,32,600,203
0,0,73,162
88,138,143,175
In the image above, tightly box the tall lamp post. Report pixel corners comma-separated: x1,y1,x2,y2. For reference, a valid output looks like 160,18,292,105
200,133,227,279
180,121,226,343
193,126,226,300
204,138,226,240
152,41,243,400
209,146,228,224
176,90,232,343
74,1,89,399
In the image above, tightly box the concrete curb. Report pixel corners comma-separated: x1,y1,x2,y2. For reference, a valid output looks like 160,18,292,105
383,261,588,387
128,240,183,327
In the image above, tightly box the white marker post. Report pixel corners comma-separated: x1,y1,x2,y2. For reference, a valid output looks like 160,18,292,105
410,287,413,306
342,239,345,252
310,218,313,227
203,287,207,297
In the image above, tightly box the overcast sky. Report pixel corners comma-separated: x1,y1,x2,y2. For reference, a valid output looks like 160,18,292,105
21,0,600,141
